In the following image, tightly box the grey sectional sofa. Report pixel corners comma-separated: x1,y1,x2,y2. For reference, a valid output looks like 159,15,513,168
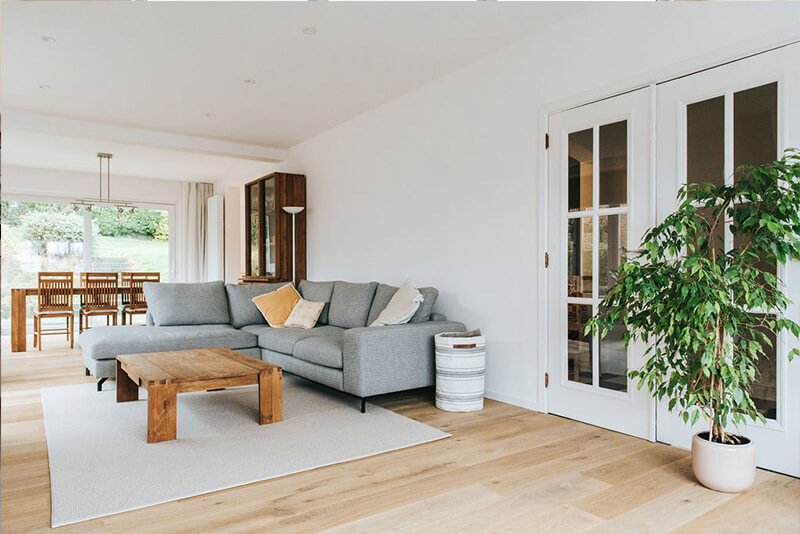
78,280,465,410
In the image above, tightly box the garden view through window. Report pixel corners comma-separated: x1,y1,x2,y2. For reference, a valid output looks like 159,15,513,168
0,200,170,333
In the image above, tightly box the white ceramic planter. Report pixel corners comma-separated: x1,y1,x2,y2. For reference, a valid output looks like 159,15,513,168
691,432,756,493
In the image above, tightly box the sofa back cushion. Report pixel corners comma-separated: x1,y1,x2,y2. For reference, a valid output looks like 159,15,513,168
143,281,230,326
226,283,285,328
298,280,335,325
327,281,378,329
367,283,439,325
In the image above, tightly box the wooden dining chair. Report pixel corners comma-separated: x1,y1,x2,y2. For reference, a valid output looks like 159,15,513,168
79,272,119,333
33,272,75,351
121,272,160,325
119,272,132,307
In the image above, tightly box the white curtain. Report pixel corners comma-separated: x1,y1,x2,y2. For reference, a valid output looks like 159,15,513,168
176,182,214,282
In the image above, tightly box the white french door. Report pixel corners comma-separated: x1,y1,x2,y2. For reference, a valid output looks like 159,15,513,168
546,88,653,440
656,44,800,477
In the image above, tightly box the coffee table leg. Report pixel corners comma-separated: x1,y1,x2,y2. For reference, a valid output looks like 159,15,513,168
258,368,283,424
116,359,139,403
147,382,177,443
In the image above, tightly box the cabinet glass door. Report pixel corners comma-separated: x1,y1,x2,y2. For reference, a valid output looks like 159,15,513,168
263,177,276,277
247,183,259,276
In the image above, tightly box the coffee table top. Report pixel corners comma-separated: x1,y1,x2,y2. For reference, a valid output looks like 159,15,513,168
117,347,278,388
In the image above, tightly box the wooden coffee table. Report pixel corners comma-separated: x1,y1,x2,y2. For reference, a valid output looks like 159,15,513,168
116,347,282,443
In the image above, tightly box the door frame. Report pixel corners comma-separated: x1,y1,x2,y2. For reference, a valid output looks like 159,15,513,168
536,35,800,424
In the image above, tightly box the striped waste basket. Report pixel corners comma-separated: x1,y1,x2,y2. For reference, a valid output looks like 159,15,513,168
434,332,486,412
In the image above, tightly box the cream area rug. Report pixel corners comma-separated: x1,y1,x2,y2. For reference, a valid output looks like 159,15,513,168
41,375,449,527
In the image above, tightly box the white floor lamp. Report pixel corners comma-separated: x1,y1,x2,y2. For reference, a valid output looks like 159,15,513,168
282,206,305,286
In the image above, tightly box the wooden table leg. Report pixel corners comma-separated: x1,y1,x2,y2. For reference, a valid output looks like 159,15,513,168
11,289,27,352
258,368,283,424
147,382,177,443
116,359,139,403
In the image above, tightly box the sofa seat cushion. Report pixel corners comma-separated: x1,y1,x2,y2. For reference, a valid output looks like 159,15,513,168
241,324,344,355
293,335,344,369
78,325,258,361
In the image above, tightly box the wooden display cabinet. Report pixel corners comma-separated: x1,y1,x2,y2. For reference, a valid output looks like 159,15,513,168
241,172,306,284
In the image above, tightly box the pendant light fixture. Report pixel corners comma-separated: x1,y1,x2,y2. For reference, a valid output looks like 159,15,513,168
72,153,137,213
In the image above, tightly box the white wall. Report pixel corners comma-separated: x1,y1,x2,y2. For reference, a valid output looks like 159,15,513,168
281,4,800,410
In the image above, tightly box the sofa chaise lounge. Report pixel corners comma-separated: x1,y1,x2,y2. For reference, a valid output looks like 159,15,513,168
78,280,466,411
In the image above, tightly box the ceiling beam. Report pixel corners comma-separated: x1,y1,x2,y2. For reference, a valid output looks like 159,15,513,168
2,109,288,163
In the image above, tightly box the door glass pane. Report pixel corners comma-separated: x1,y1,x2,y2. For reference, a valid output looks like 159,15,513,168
734,82,777,178
733,228,777,282
0,201,85,334
694,206,726,258
247,184,259,275
263,178,276,277
687,96,725,188
568,304,593,385
568,129,593,212
90,207,170,281
599,320,627,392
598,213,627,298
599,121,627,208
568,217,592,298
750,314,777,420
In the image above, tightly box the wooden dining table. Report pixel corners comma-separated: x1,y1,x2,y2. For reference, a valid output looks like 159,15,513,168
10,287,132,353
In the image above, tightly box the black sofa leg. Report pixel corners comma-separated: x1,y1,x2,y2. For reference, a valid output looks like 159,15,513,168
97,377,108,392
360,398,366,413
85,368,91,377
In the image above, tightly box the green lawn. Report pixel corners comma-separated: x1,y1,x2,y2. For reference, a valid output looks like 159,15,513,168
92,235,169,277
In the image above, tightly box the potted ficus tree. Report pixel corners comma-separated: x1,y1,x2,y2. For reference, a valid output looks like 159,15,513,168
588,149,800,493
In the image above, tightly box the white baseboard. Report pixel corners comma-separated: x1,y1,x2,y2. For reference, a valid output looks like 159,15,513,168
484,390,542,413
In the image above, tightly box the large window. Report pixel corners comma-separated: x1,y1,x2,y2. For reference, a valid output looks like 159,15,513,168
1,199,171,333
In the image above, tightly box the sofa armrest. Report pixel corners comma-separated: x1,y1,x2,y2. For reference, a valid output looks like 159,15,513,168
342,321,466,398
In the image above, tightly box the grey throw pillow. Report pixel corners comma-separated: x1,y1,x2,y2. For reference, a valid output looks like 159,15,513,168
143,281,230,326
327,281,378,329
298,280,335,325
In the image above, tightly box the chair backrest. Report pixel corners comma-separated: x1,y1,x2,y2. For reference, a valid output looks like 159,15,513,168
119,272,132,305
82,272,119,310
38,272,74,312
129,272,161,310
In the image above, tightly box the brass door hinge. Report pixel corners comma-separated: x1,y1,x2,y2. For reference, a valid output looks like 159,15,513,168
545,372,549,388
544,252,549,268
545,133,550,150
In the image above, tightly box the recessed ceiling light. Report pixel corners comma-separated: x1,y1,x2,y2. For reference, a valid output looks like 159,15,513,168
302,26,317,35
243,79,256,86
38,84,51,89
205,112,216,117
41,35,56,43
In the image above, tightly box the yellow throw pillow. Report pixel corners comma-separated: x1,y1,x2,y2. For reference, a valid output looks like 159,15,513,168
284,299,325,329
252,283,301,328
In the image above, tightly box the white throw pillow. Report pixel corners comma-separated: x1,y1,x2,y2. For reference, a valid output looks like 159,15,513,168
369,281,424,327
284,298,325,329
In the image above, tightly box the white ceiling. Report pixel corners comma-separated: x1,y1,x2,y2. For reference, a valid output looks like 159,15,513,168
1,2,582,149
2,130,276,185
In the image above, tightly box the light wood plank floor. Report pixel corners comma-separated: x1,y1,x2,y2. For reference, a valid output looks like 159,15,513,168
2,338,799,533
